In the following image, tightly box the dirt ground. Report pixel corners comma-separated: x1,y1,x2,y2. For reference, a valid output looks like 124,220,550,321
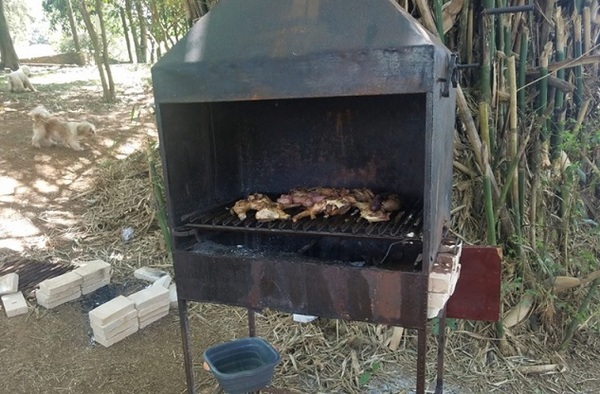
0,65,239,394
1,65,599,394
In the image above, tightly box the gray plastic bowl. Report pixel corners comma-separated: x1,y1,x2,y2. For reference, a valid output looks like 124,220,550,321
204,337,281,394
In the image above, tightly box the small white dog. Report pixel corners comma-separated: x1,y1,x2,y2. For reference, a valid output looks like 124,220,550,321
29,105,96,151
7,65,36,92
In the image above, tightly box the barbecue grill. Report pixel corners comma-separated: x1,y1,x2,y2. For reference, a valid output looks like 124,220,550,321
151,1,500,393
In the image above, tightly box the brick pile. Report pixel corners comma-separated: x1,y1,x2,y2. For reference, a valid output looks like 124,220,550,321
1,273,28,317
36,260,112,309
89,296,139,347
88,284,171,347
427,239,462,319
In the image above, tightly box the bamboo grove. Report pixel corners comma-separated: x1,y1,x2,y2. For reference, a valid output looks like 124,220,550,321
8,0,596,346
420,0,600,347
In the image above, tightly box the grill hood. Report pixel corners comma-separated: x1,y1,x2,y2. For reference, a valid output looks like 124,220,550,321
152,0,452,103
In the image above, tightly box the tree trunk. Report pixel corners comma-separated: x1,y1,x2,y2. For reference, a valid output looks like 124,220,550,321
0,0,19,70
65,0,81,55
120,7,134,63
125,0,141,63
79,1,113,102
95,0,115,100
134,0,147,63
183,0,211,27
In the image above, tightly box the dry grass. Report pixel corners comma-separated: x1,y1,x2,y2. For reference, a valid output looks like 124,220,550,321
43,144,596,393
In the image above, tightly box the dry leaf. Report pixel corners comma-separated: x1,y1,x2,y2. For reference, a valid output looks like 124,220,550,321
442,0,464,33
503,294,534,328
553,276,581,294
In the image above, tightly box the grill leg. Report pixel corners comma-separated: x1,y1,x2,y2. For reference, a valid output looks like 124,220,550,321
248,309,256,337
178,299,197,394
416,327,427,394
435,308,447,394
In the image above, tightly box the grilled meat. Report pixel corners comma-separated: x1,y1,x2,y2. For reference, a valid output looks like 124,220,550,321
353,202,390,223
232,188,398,223
292,197,352,222
230,193,290,221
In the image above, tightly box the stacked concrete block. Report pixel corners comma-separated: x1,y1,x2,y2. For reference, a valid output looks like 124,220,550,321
89,295,139,347
127,285,170,329
427,239,463,319
36,271,83,309
72,260,111,295
0,273,19,295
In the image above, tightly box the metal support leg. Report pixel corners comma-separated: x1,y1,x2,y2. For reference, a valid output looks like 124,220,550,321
416,327,427,394
248,309,256,337
178,299,197,394
435,308,447,394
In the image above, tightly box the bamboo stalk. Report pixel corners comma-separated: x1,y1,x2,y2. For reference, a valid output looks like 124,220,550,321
459,0,470,67
508,56,519,230
552,8,566,162
583,7,591,53
434,0,445,43
484,175,497,245
538,42,553,142
480,102,491,164
572,99,591,138
517,28,529,114
573,15,583,110
528,54,600,73
467,2,474,65
148,146,172,255
495,133,531,222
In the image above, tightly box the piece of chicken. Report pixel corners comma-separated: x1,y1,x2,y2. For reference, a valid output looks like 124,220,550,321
291,197,352,222
255,206,290,221
353,202,391,223
370,193,401,212
277,187,349,209
230,194,289,221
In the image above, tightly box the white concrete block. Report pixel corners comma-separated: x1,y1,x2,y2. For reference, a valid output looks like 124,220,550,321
36,284,81,302
94,323,139,347
36,289,82,309
92,318,139,341
89,295,135,326
428,271,452,294
90,309,137,334
133,267,167,283
139,306,170,329
127,286,169,310
168,283,177,307
37,272,82,295
72,260,111,280
137,299,170,319
0,273,19,295
152,274,172,289
81,277,111,295
1,291,28,317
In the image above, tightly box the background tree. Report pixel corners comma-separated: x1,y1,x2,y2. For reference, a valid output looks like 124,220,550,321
42,0,82,60
79,0,114,102
0,0,20,69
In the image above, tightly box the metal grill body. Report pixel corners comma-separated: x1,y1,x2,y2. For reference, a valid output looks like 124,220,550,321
152,1,457,392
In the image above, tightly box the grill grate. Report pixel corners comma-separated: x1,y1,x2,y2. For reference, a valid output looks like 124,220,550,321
179,199,423,241
0,258,73,295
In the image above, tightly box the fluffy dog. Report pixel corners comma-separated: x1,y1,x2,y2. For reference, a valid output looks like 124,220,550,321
7,65,36,92
29,105,96,151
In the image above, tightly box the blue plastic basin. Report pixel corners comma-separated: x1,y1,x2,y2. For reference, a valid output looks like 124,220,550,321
204,337,281,394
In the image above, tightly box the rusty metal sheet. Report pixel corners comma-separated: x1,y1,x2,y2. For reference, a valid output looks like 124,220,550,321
174,250,428,328
446,246,502,321
151,0,446,103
